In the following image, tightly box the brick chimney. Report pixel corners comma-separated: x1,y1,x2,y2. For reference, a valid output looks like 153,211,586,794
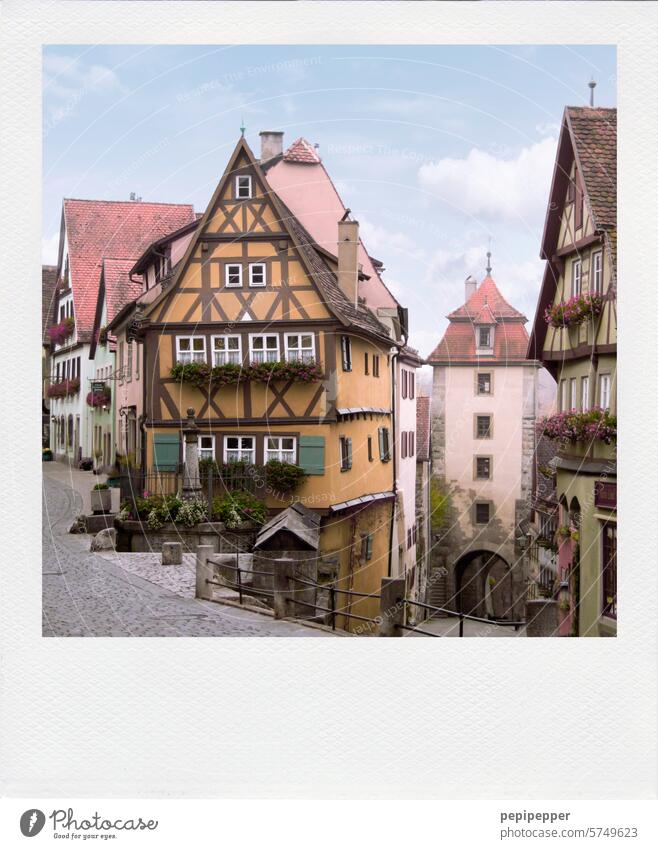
259,131,284,162
337,214,359,306
465,275,477,302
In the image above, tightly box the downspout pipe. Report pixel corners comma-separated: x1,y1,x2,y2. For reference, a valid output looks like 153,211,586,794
387,345,399,577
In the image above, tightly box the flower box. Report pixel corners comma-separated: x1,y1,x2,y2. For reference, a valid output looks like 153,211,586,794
544,293,604,329
536,408,616,445
47,377,80,398
170,359,323,388
86,386,112,408
48,317,75,346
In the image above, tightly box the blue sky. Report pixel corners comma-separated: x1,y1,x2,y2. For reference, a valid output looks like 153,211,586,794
43,44,616,356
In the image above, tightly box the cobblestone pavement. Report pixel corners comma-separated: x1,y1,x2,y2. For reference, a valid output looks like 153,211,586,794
42,464,335,637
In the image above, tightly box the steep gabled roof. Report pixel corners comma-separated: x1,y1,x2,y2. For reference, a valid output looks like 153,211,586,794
103,258,142,324
42,265,58,345
530,106,616,365
143,137,391,342
447,275,527,322
283,137,321,164
62,199,195,341
540,107,616,261
427,274,531,365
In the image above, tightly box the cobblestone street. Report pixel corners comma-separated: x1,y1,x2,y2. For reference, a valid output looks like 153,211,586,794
42,464,335,637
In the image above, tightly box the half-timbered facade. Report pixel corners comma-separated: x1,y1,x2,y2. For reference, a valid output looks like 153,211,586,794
133,137,396,625
528,106,617,637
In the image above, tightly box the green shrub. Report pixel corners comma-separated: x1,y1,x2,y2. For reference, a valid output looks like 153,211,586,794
93,483,109,491
265,460,306,494
212,491,267,528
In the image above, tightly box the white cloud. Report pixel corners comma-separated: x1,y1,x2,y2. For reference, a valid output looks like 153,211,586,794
43,53,126,102
417,137,557,225
359,215,420,258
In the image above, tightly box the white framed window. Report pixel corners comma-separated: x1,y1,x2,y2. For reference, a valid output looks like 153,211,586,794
249,263,266,287
570,377,577,411
250,334,279,363
235,175,252,199
591,251,603,294
599,374,611,411
225,263,242,288
265,436,296,464
199,435,215,461
581,376,590,411
224,435,255,464
572,258,582,296
284,333,315,362
478,326,491,348
212,335,242,366
176,336,206,364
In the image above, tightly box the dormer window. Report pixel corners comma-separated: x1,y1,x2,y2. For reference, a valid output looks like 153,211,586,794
478,326,491,348
235,175,252,199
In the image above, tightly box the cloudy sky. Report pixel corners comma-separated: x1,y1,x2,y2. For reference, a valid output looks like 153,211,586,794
43,44,616,357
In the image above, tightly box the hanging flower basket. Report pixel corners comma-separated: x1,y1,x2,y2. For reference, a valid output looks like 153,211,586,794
47,377,80,398
544,293,604,329
536,408,616,444
86,386,111,408
170,359,323,388
48,317,75,346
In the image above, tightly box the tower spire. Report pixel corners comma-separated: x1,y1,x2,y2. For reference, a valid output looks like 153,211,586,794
240,117,246,137
486,250,492,276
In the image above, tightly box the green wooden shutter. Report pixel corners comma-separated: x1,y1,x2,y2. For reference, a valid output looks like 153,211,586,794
298,435,325,475
153,433,180,472
346,437,352,469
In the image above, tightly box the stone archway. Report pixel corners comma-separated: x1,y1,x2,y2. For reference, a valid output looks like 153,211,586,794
455,549,514,620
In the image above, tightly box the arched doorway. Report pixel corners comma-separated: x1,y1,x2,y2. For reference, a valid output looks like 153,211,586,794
455,550,514,621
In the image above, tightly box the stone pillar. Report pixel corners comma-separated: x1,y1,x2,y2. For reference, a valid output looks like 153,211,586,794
525,598,559,637
378,576,406,636
183,407,201,498
195,544,214,600
162,541,182,565
272,560,293,620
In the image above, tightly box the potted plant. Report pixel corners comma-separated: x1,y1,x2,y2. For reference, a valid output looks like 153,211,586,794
79,457,93,471
42,447,53,462
91,482,112,514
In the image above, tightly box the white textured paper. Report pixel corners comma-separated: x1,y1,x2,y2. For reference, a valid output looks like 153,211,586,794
1,0,656,800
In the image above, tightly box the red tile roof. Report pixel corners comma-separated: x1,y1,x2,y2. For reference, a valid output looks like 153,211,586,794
416,395,431,462
428,274,530,364
63,199,195,341
447,275,527,322
283,137,321,164
42,265,58,345
566,107,616,231
102,258,143,324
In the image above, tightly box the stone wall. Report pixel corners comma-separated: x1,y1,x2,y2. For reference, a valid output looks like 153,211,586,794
115,519,258,554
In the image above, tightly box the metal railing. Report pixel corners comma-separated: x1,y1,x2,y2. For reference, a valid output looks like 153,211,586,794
207,561,275,605
401,598,525,637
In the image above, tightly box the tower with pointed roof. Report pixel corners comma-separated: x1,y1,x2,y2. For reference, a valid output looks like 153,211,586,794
425,266,539,621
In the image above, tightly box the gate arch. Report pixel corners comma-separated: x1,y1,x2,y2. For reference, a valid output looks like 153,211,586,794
454,549,514,621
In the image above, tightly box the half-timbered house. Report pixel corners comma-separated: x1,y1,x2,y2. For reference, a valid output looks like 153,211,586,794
131,137,397,625
528,106,617,637
46,199,196,464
